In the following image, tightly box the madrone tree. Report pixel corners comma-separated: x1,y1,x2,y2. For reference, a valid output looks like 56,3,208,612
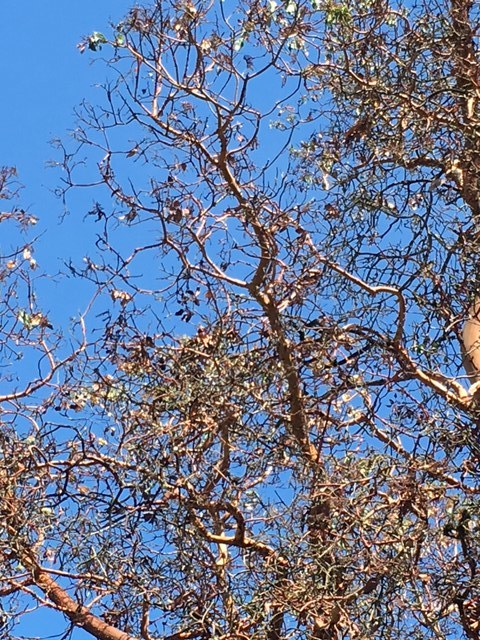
3,0,480,638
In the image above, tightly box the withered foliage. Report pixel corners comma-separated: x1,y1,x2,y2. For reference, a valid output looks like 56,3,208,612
3,1,480,639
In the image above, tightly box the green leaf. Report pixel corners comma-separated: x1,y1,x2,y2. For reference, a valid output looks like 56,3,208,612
325,3,352,25
18,309,32,329
233,37,245,51
285,0,297,14
88,32,108,52
91,31,107,43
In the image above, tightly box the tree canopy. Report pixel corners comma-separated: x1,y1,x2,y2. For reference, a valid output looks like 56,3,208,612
3,0,480,638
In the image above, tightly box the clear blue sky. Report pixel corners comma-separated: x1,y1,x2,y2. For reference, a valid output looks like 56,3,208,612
1,2,129,198
1,1,139,321
1,4,132,638
0,1,138,369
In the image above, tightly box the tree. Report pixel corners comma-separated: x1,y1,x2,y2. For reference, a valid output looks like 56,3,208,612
3,0,480,638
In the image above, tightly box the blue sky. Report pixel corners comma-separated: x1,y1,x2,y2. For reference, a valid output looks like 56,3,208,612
1,1,132,304
1,4,133,638
0,1,138,381
1,2,129,198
